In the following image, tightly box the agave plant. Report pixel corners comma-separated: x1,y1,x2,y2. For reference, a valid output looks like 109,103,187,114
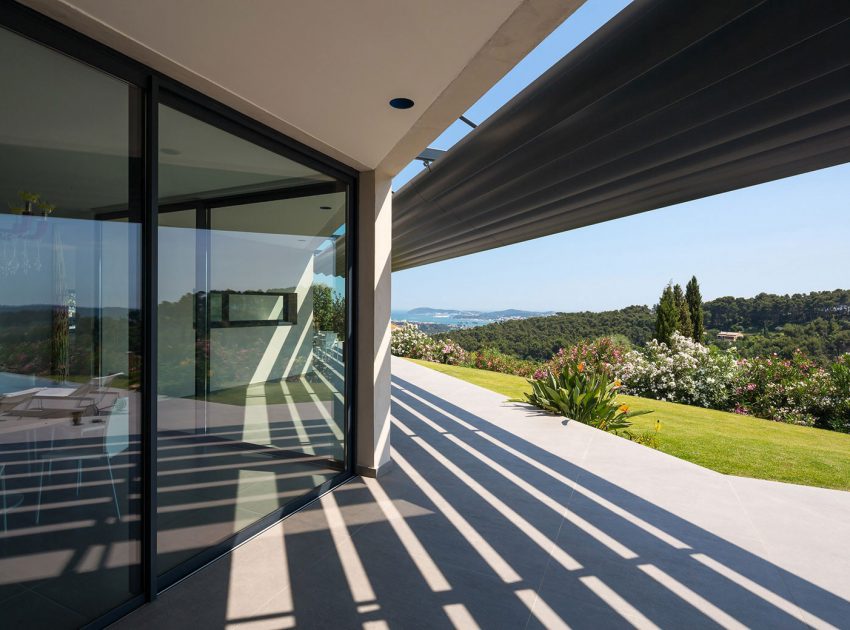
525,362,652,434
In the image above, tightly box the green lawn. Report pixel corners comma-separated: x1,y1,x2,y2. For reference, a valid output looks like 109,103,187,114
405,358,850,491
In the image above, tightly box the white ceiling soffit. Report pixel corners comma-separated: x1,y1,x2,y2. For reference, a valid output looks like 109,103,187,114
21,0,583,174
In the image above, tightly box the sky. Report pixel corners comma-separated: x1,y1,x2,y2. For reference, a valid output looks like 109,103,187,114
390,0,850,313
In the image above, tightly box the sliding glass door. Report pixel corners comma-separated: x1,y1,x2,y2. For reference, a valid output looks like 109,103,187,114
0,11,354,626
156,103,349,578
0,25,143,628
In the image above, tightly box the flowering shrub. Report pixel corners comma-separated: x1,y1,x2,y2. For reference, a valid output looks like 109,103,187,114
616,332,738,410
539,337,627,379
391,325,470,365
391,323,439,362
733,351,833,427
393,323,850,433
616,335,850,430
435,339,468,366
823,354,850,432
470,348,540,378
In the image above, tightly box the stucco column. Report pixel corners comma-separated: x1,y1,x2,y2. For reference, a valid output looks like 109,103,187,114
355,170,393,477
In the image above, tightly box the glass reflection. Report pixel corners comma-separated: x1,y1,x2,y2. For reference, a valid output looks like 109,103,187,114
0,26,142,629
156,105,347,575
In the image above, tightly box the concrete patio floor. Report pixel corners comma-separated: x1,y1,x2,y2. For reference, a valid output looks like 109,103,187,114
117,357,850,629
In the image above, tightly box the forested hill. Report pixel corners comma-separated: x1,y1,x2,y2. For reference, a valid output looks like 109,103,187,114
440,289,850,362
704,289,850,330
442,306,655,361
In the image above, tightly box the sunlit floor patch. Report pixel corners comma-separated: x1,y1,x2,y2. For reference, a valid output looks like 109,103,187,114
443,603,481,629
579,575,660,629
392,417,582,572
391,446,521,584
363,476,451,592
691,553,838,630
321,491,378,605
638,563,747,630
515,589,571,630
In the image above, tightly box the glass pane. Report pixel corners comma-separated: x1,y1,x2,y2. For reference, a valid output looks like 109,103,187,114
0,27,142,628
157,104,347,576
158,106,332,204
208,194,347,464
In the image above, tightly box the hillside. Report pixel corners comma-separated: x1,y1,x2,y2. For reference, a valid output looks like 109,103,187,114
440,289,850,362
442,305,654,361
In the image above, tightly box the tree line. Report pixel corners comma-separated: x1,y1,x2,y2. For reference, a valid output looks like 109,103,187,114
440,286,850,364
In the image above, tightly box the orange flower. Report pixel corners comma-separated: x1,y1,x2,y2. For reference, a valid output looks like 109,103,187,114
613,379,622,388
577,362,585,373
617,404,629,414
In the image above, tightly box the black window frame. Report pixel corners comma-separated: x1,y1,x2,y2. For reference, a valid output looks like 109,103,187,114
207,291,299,328
0,2,359,627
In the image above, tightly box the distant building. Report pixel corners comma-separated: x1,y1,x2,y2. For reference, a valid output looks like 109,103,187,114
717,331,745,342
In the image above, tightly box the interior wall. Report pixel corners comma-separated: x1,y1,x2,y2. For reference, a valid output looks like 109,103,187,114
208,250,316,392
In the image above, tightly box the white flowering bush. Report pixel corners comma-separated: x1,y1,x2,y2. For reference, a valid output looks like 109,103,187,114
616,332,738,409
391,324,469,365
391,323,439,361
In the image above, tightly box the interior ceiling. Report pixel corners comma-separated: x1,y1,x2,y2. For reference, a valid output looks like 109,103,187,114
21,0,581,172
0,26,333,216
159,106,330,183
158,192,344,239
392,0,850,271
209,193,345,239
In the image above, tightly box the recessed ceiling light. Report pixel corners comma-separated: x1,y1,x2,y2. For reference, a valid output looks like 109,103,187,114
319,205,332,210
160,147,181,155
389,97,414,110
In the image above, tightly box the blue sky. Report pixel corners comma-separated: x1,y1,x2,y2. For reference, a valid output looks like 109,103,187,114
391,0,850,313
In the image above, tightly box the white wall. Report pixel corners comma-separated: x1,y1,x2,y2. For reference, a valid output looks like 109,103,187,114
208,234,317,392
355,170,393,476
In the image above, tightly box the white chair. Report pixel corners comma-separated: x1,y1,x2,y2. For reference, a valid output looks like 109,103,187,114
29,373,122,416
35,397,130,524
0,391,38,416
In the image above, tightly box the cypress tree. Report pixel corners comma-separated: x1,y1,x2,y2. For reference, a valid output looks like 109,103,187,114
686,275,705,342
673,283,693,339
655,283,679,346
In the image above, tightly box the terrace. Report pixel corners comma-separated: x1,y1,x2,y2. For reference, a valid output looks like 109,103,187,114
2,1,849,626
117,358,850,629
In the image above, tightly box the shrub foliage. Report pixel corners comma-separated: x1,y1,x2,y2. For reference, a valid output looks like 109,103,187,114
391,323,850,433
525,362,651,434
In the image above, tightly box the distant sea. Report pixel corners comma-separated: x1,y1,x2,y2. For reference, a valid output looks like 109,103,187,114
391,310,488,328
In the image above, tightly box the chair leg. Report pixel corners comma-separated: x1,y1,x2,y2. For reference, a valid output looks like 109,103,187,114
106,456,121,521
